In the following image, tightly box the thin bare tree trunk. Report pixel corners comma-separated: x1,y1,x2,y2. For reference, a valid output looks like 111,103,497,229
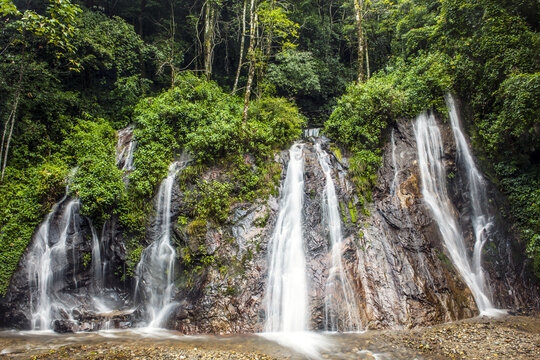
242,0,257,123
1,49,24,181
203,0,214,78
169,0,177,87
364,29,370,80
232,0,247,94
0,111,12,176
138,0,146,36
353,0,364,83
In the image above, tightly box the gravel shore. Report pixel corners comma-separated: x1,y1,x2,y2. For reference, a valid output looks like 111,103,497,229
0,315,538,360
377,314,540,359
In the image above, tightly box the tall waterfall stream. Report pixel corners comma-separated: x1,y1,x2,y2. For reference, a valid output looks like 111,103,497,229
264,143,308,333
315,142,361,332
414,107,501,315
135,162,184,328
28,197,80,331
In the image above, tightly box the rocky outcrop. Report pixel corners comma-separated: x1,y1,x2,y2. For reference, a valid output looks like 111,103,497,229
348,113,539,329
1,118,538,334
0,197,129,330
164,168,283,334
351,120,478,329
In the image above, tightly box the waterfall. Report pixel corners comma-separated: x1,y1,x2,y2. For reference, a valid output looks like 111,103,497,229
264,143,308,332
90,222,103,290
390,129,400,199
304,128,321,138
445,94,503,314
414,112,497,314
315,142,361,332
135,162,182,328
28,198,80,331
122,140,136,171
116,127,136,172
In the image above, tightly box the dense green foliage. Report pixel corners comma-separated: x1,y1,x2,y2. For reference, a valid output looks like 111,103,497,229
64,118,124,226
325,52,453,205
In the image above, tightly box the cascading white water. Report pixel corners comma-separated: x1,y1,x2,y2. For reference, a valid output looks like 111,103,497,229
90,222,103,290
315,142,361,332
304,128,321,137
414,112,496,314
135,162,181,328
264,143,308,332
445,94,503,315
122,141,136,171
28,198,80,331
116,127,136,173
390,129,400,199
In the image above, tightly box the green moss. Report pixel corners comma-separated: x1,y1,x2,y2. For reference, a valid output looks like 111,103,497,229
187,218,208,241
330,145,342,162
224,285,238,296
254,211,270,228
82,252,92,268
340,202,347,224
124,244,143,279
348,201,357,223
436,249,454,271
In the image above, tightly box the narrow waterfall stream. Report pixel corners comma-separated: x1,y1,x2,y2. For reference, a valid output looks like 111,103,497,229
264,143,308,333
315,142,361,332
116,127,136,172
27,198,80,331
262,142,331,360
390,129,400,199
445,94,504,315
135,162,183,328
90,223,103,291
414,112,497,314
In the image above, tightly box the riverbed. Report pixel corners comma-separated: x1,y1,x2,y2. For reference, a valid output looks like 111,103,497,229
0,315,538,360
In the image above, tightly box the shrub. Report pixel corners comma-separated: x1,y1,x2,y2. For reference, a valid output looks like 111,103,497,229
64,117,124,226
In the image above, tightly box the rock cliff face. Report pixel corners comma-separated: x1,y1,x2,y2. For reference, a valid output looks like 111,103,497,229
1,110,538,333
163,114,539,333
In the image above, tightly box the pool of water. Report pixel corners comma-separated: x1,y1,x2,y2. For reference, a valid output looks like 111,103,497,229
0,329,422,360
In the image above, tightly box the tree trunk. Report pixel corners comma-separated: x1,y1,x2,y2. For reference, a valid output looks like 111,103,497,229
203,0,214,79
364,29,370,80
232,0,248,94
169,0,177,87
138,0,146,37
353,0,364,83
1,48,25,181
242,0,257,123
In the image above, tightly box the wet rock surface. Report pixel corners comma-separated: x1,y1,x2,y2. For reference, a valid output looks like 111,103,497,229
352,119,479,329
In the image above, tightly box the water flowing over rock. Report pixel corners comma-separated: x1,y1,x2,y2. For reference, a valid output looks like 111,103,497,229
28,198,81,331
445,94,506,315
414,111,496,313
315,142,361,332
135,162,184,328
264,143,308,333
0,103,538,336
116,126,136,172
